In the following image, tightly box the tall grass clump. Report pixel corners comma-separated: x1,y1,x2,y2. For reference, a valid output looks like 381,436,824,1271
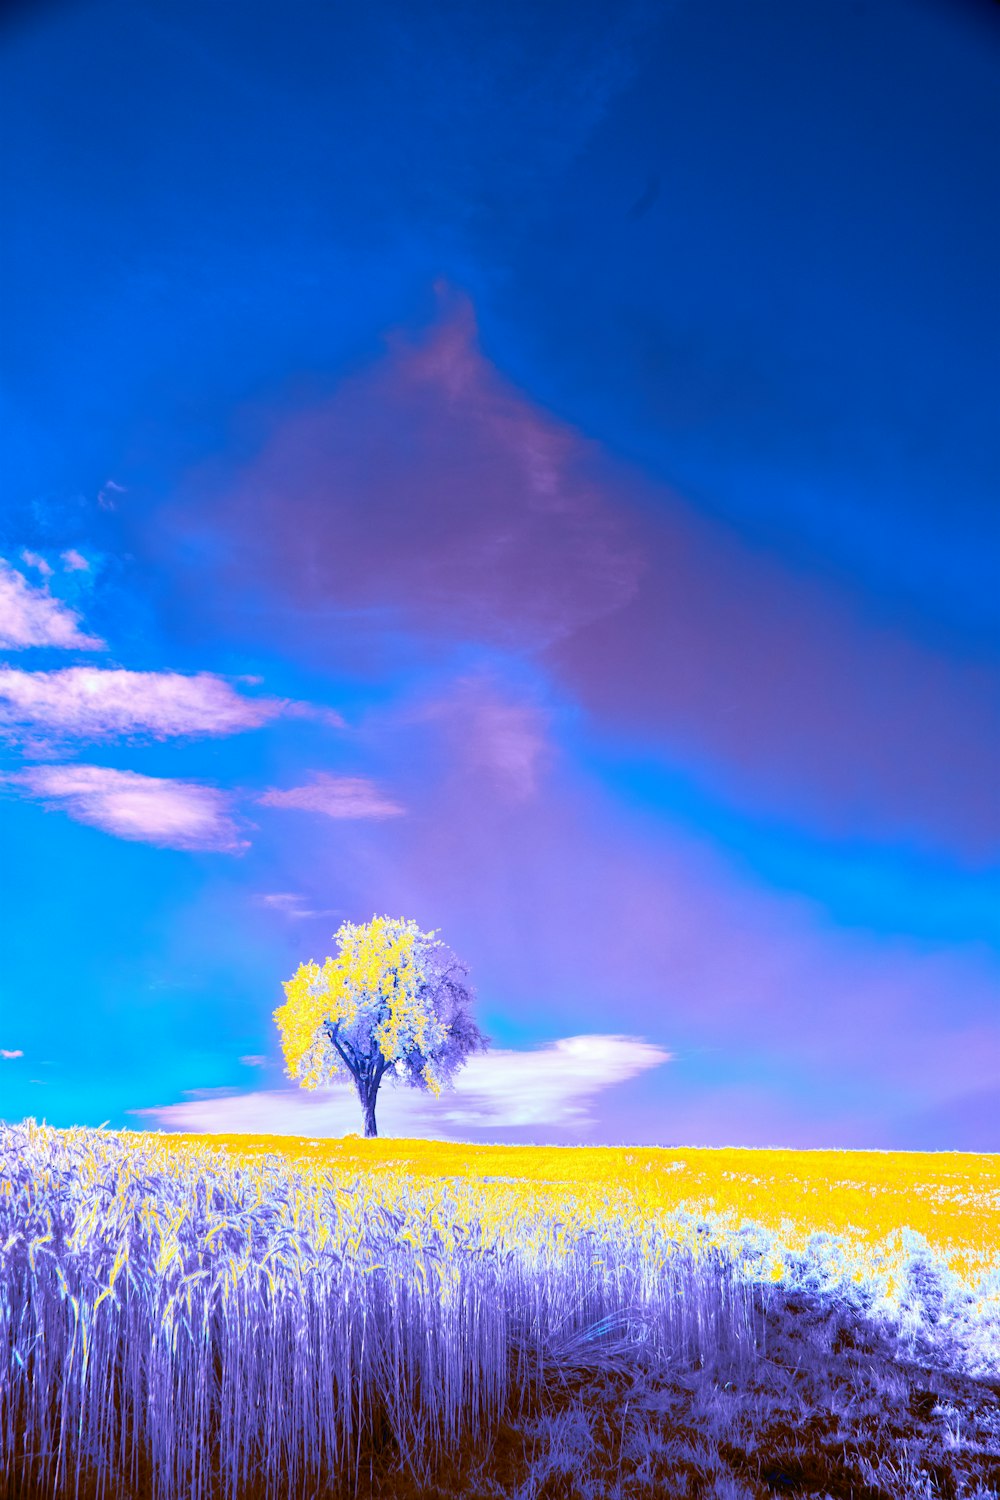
0,1121,766,1500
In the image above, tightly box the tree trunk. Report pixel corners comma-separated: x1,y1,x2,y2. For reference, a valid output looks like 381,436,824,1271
363,1092,378,1138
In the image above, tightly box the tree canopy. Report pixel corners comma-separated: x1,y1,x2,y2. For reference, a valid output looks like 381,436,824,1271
272,914,489,1136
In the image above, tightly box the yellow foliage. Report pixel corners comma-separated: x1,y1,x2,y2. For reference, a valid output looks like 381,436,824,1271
272,915,447,1091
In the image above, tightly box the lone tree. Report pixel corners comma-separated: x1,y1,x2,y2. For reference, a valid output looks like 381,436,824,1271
272,914,489,1138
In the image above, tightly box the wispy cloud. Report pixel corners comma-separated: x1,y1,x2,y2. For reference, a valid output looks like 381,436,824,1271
61,550,90,572
258,773,405,819
4,764,247,852
401,672,551,799
0,667,294,743
1,1049,24,1060
0,558,105,651
20,550,53,579
131,1034,672,1136
466,695,548,799
97,479,125,511
255,891,339,920
239,1055,268,1068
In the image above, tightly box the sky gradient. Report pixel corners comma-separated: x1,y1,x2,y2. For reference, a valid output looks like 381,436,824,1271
1,0,999,1149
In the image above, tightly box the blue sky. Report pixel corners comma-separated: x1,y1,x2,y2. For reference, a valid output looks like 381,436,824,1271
1,0,998,1148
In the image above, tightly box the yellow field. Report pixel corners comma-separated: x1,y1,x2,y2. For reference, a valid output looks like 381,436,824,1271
159,1134,1000,1309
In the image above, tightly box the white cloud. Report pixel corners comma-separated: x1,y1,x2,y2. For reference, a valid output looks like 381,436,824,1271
258,773,404,819
4,764,247,852
1,1049,24,1060
0,558,105,651
61,550,90,572
444,1035,673,1126
239,1055,268,1068
0,666,293,742
130,1034,673,1136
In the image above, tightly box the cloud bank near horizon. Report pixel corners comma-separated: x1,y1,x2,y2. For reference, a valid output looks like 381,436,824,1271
131,1034,674,1137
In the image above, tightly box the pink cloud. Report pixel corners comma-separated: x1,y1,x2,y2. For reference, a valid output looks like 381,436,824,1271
546,504,1000,855
20,550,53,579
258,773,405,819
400,673,552,800
1,1049,24,1060
0,667,296,742
61,550,90,572
156,292,1000,855
162,288,644,657
5,764,247,852
0,558,105,651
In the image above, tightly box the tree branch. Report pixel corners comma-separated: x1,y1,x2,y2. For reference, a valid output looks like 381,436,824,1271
326,1020,360,1079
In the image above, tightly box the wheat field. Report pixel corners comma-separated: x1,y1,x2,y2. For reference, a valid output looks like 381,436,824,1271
2,1120,998,1498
